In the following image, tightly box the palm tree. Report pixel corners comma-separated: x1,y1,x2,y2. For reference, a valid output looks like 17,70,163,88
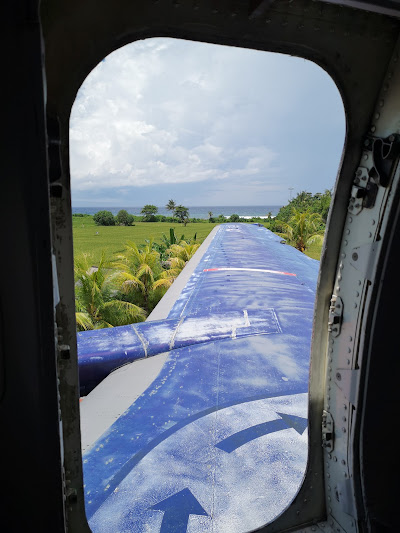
74,253,146,331
113,240,172,313
166,199,176,213
162,241,201,280
281,208,325,253
174,205,190,225
168,241,200,262
208,211,213,219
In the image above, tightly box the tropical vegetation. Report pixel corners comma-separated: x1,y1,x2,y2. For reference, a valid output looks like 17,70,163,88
166,199,176,212
162,241,201,279
279,208,325,253
173,205,190,225
74,190,331,329
74,229,202,330
116,209,135,226
75,253,146,331
274,189,332,224
112,239,172,314
140,204,158,222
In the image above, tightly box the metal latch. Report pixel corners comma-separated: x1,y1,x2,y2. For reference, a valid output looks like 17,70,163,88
348,167,378,215
328,295,343,337
322,410,334,452
364,133,400,187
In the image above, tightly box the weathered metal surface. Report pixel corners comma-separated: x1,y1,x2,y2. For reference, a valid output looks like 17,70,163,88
78,224,318,395
80,224,319,532
78,311,282,396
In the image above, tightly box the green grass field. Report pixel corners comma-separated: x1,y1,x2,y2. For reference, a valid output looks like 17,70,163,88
72,216,323,265
72,216,219,264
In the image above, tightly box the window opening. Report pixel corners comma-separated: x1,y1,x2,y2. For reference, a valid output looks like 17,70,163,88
70,37,345,532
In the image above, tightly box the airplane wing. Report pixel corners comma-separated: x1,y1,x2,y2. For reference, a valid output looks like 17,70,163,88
78,223,319,532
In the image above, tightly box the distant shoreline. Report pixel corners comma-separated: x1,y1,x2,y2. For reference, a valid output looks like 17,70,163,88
72,205,282,219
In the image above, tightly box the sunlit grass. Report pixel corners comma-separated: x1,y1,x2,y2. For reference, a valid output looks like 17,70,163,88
72,216,218,265
72,216,323,265
304,241,323,260
274,231,322,260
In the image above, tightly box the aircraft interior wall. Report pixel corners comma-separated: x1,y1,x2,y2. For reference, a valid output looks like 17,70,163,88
1,1,400,531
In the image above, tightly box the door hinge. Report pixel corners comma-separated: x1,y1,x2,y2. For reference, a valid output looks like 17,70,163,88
328,295,343,337
322,410,334,452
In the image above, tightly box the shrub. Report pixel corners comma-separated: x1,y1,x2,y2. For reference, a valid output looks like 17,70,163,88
93,210,116,226
116,209,135,226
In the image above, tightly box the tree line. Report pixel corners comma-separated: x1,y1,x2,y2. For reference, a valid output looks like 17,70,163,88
92,201,191,227
141,200,190,225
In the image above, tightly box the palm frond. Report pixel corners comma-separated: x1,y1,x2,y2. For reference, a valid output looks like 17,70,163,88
122,278,145,294
136,263,155,285
101,300,147,325
153,277,173,290
75,312,94,331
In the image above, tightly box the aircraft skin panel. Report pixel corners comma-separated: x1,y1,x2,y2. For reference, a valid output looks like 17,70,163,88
79,224,319,532
167,224,318,319
78,224,318,395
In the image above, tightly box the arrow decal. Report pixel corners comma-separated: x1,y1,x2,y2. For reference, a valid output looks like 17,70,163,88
215,412,307,453
151,488,209,532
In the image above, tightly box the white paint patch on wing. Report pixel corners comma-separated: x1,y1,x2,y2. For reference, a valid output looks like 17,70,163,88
175,315,248,344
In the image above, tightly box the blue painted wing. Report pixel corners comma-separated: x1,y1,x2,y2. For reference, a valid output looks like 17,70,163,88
79,224,319,532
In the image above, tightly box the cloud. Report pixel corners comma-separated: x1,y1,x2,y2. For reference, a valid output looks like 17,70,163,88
70,38,345,206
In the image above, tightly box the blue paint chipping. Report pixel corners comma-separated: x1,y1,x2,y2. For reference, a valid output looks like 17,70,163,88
79,224,319,532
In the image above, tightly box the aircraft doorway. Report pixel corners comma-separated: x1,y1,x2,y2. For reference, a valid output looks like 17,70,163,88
69,37,345,532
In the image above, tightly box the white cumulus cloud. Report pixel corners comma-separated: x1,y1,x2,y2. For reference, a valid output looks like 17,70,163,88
70,38,345,206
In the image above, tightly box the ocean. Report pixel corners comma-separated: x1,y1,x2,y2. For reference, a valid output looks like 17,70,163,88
72,205,281,219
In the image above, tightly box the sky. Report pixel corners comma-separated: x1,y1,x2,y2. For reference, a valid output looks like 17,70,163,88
70,38,346,207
